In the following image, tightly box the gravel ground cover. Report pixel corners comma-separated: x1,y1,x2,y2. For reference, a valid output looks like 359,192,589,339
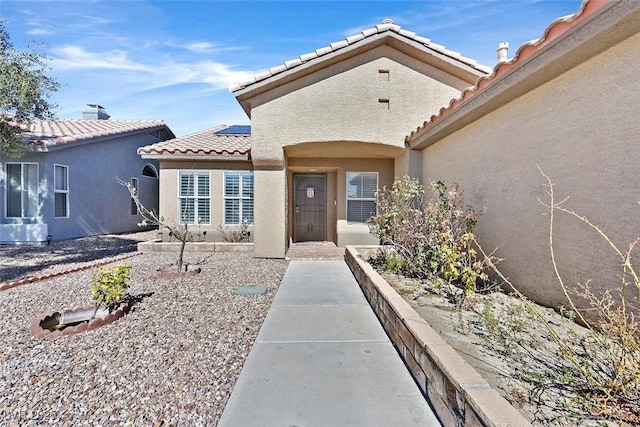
0,235,288,425
0,231,157,284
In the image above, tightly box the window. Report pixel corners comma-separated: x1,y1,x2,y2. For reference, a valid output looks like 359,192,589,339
54,165,69,218
142,164,158,178
5,163,39,218
346,172,378,223
224,172,253,224
130,177,138,215
178,171,210,224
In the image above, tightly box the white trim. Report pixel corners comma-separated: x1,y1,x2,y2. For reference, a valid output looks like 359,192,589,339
54,164,70,218
141,163,158,179
130,177,139,215
5,162,40,219
177,170,211,225
223,171,254,225
345,171,378,224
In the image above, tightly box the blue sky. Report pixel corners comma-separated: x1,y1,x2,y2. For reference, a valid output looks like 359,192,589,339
2,0,581,137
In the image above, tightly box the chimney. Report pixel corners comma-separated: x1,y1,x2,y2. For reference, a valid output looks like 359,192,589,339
497,42,509,64
82,104,110,120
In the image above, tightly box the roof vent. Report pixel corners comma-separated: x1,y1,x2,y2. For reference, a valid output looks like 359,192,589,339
381,18,395,25
82,104,110,120
497,42,509,64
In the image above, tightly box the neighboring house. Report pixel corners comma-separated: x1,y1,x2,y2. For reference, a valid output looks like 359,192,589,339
141,19,489,257
0,105,175,244
138,124,252,241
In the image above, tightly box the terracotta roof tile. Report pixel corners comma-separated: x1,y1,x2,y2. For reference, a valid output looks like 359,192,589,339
138,125,251,158
229,19,490,93
405,0,606,144
21,119,172,147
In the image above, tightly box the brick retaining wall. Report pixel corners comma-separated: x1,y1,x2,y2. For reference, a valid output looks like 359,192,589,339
345,246,531,427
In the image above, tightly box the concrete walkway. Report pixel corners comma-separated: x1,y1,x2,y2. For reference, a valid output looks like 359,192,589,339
218,260,441,426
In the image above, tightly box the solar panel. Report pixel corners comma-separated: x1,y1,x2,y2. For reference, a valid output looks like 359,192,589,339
215,125,251,135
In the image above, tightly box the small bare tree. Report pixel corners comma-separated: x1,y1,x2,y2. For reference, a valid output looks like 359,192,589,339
117,177,193,272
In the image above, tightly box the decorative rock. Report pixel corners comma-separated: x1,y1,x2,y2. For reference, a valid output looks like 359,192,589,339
0,235,288,424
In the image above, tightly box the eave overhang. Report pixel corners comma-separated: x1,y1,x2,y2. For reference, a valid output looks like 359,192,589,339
408,0,640,150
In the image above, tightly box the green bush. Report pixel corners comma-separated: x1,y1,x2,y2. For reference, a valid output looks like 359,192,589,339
91,263,132,314
368,176,488,295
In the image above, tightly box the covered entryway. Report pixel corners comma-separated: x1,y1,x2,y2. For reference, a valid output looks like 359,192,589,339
293,173,327,242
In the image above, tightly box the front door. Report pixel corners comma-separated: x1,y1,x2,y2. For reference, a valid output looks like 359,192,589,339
293,174,326,242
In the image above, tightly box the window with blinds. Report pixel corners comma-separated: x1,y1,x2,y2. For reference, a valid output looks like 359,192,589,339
178,171,210,224
224,171,254,224
346,172,378,223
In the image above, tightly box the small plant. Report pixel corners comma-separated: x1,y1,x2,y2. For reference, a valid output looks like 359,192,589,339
91,263,131,319
218,219,250,243
118,177,194,272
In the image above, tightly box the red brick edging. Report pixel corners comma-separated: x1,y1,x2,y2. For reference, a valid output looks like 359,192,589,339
0,252,142,291
30,303,130,339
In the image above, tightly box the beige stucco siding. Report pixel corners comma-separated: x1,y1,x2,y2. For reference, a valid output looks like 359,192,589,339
249,46,468,166
158,160,253,242
421,31,640,308
244,44,476,257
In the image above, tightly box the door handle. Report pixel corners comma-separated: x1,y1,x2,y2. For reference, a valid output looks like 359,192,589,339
295,205,300,213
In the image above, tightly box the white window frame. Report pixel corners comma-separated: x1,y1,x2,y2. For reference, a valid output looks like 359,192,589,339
5,162,39,219
130,177,139,215
178,171,210,225
223,171,254,225
141,163,158,179
346,171,378,224
54,164,69,218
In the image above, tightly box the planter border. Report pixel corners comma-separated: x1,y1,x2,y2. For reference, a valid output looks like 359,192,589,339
0,252,141,291
345,245,531,427
137,240,252,253
30,304,129,339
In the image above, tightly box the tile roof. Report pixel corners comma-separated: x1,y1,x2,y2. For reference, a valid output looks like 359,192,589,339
22,119,172,147
138,125,251,158
229,19,491,93
405,0,606,144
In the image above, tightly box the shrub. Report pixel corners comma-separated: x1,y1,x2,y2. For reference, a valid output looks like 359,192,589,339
91,263,132,317
218,219,250,243
475,168,640,423
368,176,489,296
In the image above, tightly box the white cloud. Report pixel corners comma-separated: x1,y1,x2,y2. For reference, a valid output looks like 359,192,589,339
51,46,151,71
164,39,248,54
183,41,219,53
25,28,53,36
49,45,257,92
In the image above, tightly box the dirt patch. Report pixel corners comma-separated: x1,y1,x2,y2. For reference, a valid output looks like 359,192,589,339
380,272,625,426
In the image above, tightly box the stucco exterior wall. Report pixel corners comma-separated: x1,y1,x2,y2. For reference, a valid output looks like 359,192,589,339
243,45,475,256
249,46,469,166
158,160,254,243
1,134,160,242
421,31,640,309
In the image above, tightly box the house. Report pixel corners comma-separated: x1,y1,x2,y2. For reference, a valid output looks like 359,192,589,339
141,19,489,257
138,124,252,241
142,0,640,310
0,105,175,244
405,0,640,310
